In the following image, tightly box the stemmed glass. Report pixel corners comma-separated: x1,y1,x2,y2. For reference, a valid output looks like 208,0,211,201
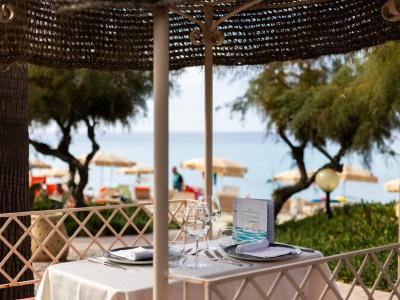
197,195,221,248
183,205,211,269
197,195,221,223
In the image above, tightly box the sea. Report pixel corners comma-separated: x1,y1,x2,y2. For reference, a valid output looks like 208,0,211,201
30,131,400,203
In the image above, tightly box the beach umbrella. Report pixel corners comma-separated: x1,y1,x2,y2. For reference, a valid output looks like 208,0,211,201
384,178,400,193
79,153,136,168
338,165,378,197
39,168,69,179
273,169,315,184
29,159,51,169
339,165,378,183
181,157,247,178
79,153,136,186
118,166,153,175
5,0,400,297
118,166,153,184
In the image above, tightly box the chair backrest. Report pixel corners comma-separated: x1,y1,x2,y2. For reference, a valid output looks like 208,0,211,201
222,185,240,196
172,191,196,200
117,184,132,200
216,192,237,213
100,187,121,197
135,186,151,200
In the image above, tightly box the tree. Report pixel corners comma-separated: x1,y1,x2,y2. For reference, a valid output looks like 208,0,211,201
0,64,33,299
28,67,152,207
232,52,399,218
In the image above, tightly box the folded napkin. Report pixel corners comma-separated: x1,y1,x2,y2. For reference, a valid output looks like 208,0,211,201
236,239,269,253
236,239,293,258
109,247,153,261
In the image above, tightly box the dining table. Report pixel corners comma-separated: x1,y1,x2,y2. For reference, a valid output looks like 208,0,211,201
36,241,338,300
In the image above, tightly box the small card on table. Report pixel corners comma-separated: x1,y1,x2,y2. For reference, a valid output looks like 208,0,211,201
233,198,274,243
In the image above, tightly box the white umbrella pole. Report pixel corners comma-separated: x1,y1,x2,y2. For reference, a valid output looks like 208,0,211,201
153,7,170,300
204,5,213,207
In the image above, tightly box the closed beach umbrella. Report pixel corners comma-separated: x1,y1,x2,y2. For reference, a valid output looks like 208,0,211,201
118,166,153,175
181,157,247,177
39,168,68,179
29,159,51,169
5,0,400,297
384,178,400,193
79,153,136,168
339,165,378,183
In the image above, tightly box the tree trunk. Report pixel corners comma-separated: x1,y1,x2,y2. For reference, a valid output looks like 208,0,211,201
0,64,33,299
273,182,312,219
75,166,89,208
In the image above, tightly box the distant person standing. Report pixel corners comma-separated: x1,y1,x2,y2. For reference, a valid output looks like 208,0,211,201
172,166,184,191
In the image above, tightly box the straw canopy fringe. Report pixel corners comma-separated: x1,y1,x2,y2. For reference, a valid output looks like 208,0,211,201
2,0,400,71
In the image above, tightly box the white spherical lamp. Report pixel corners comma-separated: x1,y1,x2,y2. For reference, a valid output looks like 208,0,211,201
315,168,340,193
315,168,340,218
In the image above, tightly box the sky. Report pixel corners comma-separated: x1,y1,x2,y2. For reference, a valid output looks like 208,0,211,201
129,66,264,133
37,66,265,135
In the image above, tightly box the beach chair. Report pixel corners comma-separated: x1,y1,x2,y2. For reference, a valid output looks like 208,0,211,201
171,191,196,201
217,185,240,214
117,184,132,202
135,186,151,201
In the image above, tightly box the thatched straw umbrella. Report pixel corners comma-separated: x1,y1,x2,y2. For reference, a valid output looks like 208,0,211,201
2,0,400,297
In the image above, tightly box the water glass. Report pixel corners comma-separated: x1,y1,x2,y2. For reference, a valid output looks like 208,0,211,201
217,226,238,248
183,205,211,269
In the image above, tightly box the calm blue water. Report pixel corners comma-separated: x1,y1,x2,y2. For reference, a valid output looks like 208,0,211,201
30,131,400,203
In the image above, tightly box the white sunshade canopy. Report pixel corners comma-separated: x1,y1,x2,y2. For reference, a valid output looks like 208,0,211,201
181,157,248,177
29,159,51,169
384,178,400,193
79,153,136,168
339,165,378,183
39,168,69,179
273,169,315,183
273,165,377,184
117,166,153,175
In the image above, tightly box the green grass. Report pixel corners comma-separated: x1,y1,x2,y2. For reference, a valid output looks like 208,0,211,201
276,202,398,289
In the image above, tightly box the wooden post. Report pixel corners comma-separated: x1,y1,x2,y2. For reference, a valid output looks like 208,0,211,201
153,6,170,300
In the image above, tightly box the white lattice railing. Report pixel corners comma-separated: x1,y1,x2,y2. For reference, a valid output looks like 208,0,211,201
171,243,400,300
0,200,187,290
2,200,399,299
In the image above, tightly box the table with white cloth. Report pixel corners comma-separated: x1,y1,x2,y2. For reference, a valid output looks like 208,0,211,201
36,243,338,300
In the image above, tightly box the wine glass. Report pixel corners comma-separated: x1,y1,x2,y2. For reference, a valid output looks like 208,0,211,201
183,205,211,269
197,195,221,223
197,195,221,249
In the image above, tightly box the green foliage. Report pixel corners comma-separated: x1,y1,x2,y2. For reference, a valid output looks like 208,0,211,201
232,53,399,163
276,202,398,289
28,67,152,127
63,206,153,237
28,66,153,206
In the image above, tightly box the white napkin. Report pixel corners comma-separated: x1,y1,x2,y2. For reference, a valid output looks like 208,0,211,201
110,247,153,261
236,239,269,253
236,239,293,258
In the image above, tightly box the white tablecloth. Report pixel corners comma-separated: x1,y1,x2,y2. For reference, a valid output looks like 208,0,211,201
36,245,337,300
